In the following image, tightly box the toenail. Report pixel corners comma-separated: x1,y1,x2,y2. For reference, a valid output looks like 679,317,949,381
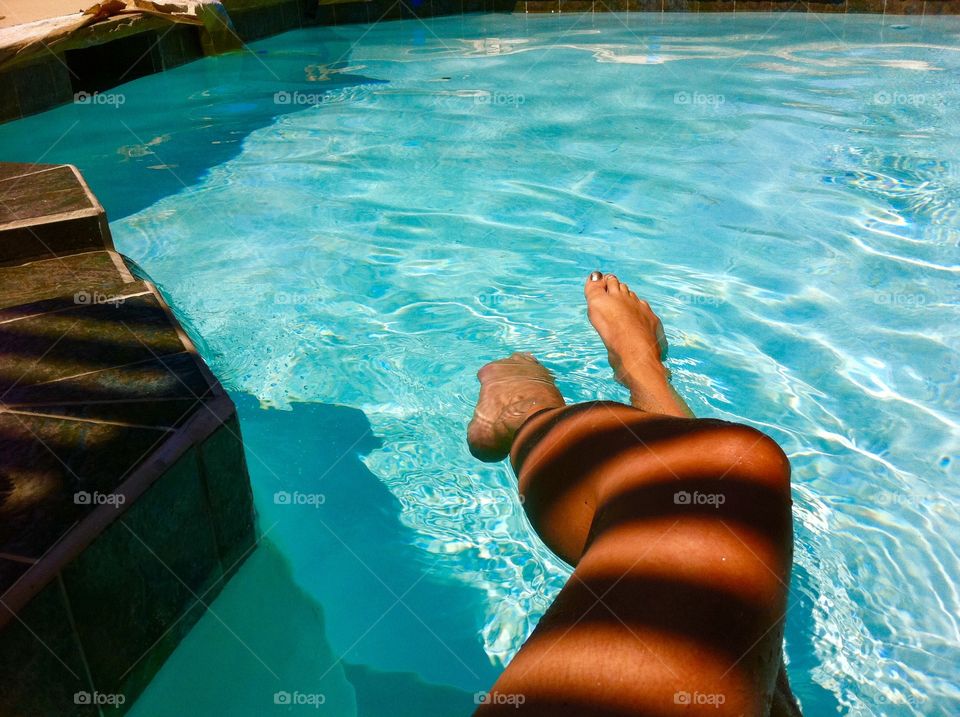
589,271,602,282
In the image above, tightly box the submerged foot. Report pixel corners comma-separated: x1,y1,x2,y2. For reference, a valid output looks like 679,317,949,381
467,352,565,462
584,271,667,386
584,272,689,416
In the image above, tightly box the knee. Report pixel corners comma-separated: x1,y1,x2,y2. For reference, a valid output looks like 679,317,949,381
706,423,792,497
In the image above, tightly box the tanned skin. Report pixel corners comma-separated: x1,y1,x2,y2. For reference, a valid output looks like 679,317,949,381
467,272,802,717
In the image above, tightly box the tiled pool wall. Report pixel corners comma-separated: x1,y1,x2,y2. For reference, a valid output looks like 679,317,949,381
242,0,959,25
0,0,956,124
311,0,958,17
0,163,256,716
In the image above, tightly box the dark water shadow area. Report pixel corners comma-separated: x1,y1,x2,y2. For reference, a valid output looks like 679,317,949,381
0,26,387,221
343,663,478,717
130,394,498,714
232,393,499,691
129,537,477,716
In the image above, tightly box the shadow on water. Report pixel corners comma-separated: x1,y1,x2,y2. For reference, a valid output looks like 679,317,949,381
343,663,479,717
0,25,386,220
127,536,477,717
132,394,495,715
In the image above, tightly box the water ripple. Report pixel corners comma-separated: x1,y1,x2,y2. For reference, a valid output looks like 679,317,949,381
100,12,960,714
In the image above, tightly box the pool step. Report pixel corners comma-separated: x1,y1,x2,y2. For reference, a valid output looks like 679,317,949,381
0,163,257,716
0,164,112,264
0,250,136,310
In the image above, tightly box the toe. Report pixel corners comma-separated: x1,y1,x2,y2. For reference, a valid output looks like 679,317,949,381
604,274,621,292
619,282,630,295
584,271,606,299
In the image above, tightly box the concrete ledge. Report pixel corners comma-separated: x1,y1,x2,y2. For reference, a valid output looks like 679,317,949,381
0,162,257,715
0,2,240,123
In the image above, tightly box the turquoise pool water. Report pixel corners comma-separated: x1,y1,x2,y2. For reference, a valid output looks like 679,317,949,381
2,11,958,715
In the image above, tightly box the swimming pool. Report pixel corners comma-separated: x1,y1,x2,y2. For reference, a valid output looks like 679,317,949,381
1,10,958,715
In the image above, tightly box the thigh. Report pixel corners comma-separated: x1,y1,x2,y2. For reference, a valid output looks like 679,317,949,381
482,402,795,716
511,402,792,568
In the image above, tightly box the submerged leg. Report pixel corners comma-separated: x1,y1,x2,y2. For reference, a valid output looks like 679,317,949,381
479,402,793,716
467,274,801,716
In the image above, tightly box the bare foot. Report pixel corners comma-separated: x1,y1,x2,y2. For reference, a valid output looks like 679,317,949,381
584,272,691,417
467,352,565,462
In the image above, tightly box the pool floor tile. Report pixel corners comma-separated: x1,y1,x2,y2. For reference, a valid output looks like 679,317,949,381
10,56,74,120
0,579,97,717
699,0,736,10
60,447,223,704
198,416,257,575
806,0,847,11
628,0,665,10
922,0,960,13
596,0,630,9
526,0,561,10
0,410,171,562
883,0,923,11
338,0,374,21
559,0,596,10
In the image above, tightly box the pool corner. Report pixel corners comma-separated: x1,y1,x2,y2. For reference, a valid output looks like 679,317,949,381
0,161,257,716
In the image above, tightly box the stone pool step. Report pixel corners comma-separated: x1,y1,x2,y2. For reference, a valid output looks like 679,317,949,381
0,249,135,309
0,279,215,554
0,164,112,264
0,162,257,716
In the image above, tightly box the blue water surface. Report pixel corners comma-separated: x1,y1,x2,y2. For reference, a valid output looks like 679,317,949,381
1,11,958,716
